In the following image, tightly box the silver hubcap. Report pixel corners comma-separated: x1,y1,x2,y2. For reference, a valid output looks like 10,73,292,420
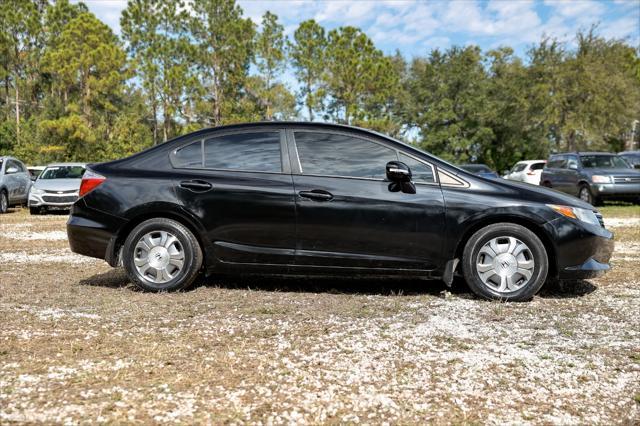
580,188,590,202
476,236,535,294
134,231,185,284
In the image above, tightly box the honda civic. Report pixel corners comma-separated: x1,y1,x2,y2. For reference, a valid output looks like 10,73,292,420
67,123,614,301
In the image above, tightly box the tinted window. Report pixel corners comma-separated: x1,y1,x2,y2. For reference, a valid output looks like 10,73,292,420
530,162,545,171
174,141,203,168
399,153,435,183
512,164,527,173
295,132,396,179
566,156,579,169
547,156,566,169
204,132,281,173
580,155,630,169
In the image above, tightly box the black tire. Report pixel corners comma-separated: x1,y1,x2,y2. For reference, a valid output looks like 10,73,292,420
122,218,203,292
0,191,7,214
29,206,41,215
461,223,549,302
578,184,594,205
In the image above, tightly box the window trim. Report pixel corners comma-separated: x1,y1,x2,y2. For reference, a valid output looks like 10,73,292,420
169,128,288,175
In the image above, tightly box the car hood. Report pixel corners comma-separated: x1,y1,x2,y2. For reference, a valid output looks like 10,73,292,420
488,178,594,210
583,168,640,176
33,179,82,192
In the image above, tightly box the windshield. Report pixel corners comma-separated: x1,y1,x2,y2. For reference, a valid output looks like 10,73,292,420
39,166,85,179
580,155,630,169
621,154,640,166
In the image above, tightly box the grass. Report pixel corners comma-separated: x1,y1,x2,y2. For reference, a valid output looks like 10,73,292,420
599,202,640,218
0,207,639,423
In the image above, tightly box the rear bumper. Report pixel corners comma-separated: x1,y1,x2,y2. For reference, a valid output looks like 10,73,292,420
67,199,126,265
543,217,614,280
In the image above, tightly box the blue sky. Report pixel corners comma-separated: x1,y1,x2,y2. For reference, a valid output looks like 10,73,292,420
84,0,639,58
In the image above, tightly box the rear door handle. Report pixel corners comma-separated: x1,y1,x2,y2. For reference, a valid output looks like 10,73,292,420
179,180,213,192
299,190,333,201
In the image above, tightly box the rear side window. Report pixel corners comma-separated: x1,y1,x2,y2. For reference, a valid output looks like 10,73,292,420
530,162,545,171
174,141,203,168
512,164,527,173
547,156,566,169
399,153,435,183
204,132,281,172
295,132,396,179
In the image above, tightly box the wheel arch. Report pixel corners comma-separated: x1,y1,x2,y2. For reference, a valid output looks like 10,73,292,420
112,204,213,270
453,215,557,278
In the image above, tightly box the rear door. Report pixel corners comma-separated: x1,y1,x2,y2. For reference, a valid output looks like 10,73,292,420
170,128,296,265
288,129,445,271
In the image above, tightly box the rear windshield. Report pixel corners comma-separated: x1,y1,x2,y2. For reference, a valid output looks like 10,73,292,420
530,162,546,171
461,165,491,173
39,166,85,179
580,155,630,169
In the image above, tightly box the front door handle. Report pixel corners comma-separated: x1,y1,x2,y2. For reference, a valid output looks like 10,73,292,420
299,190,333,201
180,180,213,192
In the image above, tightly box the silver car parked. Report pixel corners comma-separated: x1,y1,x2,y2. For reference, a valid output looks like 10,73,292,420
0,156,31,213
28,163,86,214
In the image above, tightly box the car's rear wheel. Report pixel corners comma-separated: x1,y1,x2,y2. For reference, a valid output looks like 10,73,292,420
462,223,548,301
122,218,203,292
0,191,7,213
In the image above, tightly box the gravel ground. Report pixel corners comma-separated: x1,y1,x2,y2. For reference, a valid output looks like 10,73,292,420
0,207,639,424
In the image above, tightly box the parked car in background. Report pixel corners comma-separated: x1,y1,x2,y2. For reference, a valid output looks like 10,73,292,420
459,164,500,179
67,122,613,302
540,152,640,205
504,160,546,185
0,156,31,213
27,166,46,180
618,151,640,168
28,163,86,214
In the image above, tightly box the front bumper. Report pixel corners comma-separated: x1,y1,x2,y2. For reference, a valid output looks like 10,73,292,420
29,191,79,208
543,217,614,279
590,182,640,199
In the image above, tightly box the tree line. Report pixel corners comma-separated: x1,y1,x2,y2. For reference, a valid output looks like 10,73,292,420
1,0,638,171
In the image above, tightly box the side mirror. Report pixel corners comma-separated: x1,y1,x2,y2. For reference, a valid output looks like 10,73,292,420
386,161,416,194
386,161,412,182
30,175,37,181
5,166,18,174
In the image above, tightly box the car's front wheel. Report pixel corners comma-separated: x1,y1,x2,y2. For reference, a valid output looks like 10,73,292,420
462,223,548,301
122,218,203,292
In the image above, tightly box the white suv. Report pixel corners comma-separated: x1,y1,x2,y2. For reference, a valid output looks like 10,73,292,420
504,160,546,185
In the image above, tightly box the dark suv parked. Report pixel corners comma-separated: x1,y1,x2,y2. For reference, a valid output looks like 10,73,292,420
68,123,614,302
540,152,640,205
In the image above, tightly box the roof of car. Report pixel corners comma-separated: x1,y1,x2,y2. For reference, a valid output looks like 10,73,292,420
551,152,618,157
45,162,87,167
516,160,546,164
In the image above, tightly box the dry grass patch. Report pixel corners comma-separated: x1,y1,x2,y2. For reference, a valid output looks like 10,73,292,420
0,208,639,424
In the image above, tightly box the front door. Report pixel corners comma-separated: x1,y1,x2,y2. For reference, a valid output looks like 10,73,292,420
289,130,445,271
171,129,296,265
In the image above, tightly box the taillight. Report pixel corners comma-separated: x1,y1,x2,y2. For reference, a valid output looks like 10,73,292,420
79,169,106,197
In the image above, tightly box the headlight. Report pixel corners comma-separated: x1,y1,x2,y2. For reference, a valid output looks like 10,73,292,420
30,187,44,195
547,204,600,226
591,175,611,183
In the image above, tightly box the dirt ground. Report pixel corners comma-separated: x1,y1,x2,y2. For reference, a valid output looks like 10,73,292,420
1,207,639,424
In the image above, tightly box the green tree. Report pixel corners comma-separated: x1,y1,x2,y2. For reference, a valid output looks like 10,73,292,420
253,11,290,120
189,0,254,125
405,46,494,165
40,11,128,160
289,19,327,121
324,26,400,130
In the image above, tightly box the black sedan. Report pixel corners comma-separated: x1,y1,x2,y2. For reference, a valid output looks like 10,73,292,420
68,122,614,301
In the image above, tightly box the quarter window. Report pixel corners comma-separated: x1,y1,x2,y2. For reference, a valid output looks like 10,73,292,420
398,153,435,183
295,132,396,179
174,141,203,168
204,132,281,173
